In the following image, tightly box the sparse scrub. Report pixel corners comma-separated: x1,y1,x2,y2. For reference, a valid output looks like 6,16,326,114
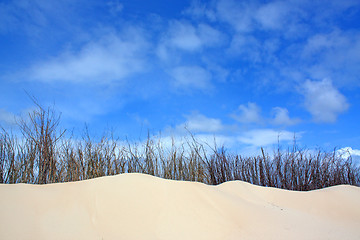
0,103,359,190
17,100,65,184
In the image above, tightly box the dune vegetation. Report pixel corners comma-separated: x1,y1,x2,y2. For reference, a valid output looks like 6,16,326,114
1,103,359,190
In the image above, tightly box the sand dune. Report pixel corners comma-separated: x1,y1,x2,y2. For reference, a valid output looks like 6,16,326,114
0,173,359,240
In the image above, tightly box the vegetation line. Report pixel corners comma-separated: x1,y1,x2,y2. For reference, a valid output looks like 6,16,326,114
1,104,359,190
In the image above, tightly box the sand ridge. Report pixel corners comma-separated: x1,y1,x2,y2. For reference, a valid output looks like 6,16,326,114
0,173,359,240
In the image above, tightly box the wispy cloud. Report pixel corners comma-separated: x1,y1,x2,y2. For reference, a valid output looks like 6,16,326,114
183,0,216,21
337,147,360,159
0,0,50,33
169,66,212,91
166,21,223,51
165,113,298,151
185,0,360,89
107,0,123,16
255,1,292,30
0,0,89,40
337,147,360,166
302,30,360,87
215,0,255,32
238,129,294,147
301,79,349,123
0,109,16,126
229,34,261,61
166,21,203,51
1,0,359,152
176,112,224,133
157,20,224,61
232,102,262,124
29,28,149,83
271,107,301,126
209,0,305,35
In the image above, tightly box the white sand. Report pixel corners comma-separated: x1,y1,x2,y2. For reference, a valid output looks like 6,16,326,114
0,173,359,240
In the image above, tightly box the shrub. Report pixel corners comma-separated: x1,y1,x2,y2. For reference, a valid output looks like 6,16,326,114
0,104,359,190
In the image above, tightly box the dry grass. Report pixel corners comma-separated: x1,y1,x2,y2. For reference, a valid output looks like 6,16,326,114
0,104,359,190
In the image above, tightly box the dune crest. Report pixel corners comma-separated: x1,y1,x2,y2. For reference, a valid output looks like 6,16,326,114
0,173,359,240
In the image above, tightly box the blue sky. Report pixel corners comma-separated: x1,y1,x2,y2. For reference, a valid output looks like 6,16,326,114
0,0,360,156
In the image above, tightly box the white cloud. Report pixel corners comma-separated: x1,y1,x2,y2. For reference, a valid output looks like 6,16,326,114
160,109,301,152
0,2,16,33
197,23,224,47
301,79,349,123
302,30,360,60
255,1,291,30
195,134,235,147
303,33,337,56
201,61,229,83
0,107,40,128
176,112,224,133
156,21,224,63
107,0,123,15
215,0,304,35
215,0,255,32
229,34,261,61
0,109,16,125
232,102,262,124
337,147,360,166
254,1,305,35
170,66,212,91
183,0,216,21
160,112,236,152
271,107,300,126
337,147,360,159
140,133,236,156
151,129,297,156
238,129,294,147
158,20,224,59
167,21,202,51
302,30,360,86
29,28,148,83
0,0,89,38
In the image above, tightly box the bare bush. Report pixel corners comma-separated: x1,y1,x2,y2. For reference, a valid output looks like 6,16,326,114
17,101,65,184
0,103,359,190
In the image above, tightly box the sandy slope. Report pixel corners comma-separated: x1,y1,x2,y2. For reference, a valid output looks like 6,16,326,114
0,173,359,240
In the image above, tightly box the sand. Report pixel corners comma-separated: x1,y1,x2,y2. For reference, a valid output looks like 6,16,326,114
0,173,359,240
